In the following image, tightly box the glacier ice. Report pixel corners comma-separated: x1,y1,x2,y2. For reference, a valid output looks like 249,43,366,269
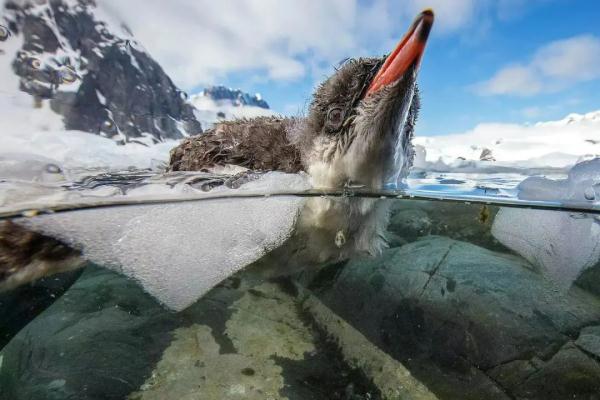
492,158,600,287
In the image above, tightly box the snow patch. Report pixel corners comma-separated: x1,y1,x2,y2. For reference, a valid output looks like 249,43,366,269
0,128,176,171
415,110,600,170
1,31,175,171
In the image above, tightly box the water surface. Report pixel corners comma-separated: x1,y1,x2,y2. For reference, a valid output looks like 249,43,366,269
1,179,599,399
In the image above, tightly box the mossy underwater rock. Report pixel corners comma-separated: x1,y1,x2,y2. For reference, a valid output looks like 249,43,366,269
0,270,379,400
130,283,317,400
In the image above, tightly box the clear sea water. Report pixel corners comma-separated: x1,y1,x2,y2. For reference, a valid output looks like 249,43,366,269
1,169,599,400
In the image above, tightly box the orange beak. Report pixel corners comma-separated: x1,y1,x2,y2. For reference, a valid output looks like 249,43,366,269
365,9,434,97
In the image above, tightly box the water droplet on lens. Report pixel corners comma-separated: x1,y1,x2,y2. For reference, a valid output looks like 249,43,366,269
584,187,596,201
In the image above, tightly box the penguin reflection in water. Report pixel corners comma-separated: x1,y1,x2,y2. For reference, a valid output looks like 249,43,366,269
1,10,434,295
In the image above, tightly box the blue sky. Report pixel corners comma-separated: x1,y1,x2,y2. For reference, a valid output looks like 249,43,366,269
216,1,600,136
108,0,600,136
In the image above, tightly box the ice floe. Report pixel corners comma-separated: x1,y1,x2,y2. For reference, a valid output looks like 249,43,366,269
492,158,600,287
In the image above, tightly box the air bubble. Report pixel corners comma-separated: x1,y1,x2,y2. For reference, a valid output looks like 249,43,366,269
584,187,596,201
335,230,346,248
45,163,62,174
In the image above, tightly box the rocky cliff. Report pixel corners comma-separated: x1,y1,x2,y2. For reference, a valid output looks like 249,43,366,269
1,0,202,144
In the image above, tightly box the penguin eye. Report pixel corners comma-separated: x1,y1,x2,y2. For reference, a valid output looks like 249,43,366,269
326,107,344,130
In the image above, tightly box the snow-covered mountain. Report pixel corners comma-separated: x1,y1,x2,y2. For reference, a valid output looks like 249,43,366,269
0,0,279,170
190,86,275,129
414,110,600,171
1,0,596,174
202,86,269,109
1,0,202,144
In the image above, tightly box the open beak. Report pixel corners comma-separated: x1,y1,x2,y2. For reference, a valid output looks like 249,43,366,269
365,9,434,97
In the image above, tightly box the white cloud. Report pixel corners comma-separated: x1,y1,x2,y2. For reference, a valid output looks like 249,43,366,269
476,64,543,96
96,0,485,90
98,0,360,88
475,35,600,96
533,35,600,80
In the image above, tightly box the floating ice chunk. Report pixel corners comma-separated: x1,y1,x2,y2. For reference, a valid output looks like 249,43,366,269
21,196,306,311
492,158,600,287
17,171,311,310
492,208,600,287
515,176,568,201
515,158,600,203
566,158,600,202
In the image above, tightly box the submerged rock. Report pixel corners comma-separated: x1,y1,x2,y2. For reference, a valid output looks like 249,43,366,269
132,282,379,400
302,291,437,400
0,268,380,399
4,232,598,399
0,266,179,400
128,324,286,400
510,343,600,399
310,236,600,400
388,201,504,252
388,208,432,241
0,267,82,349
575,325,600,359
131,283,316,400
575,260,600,297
